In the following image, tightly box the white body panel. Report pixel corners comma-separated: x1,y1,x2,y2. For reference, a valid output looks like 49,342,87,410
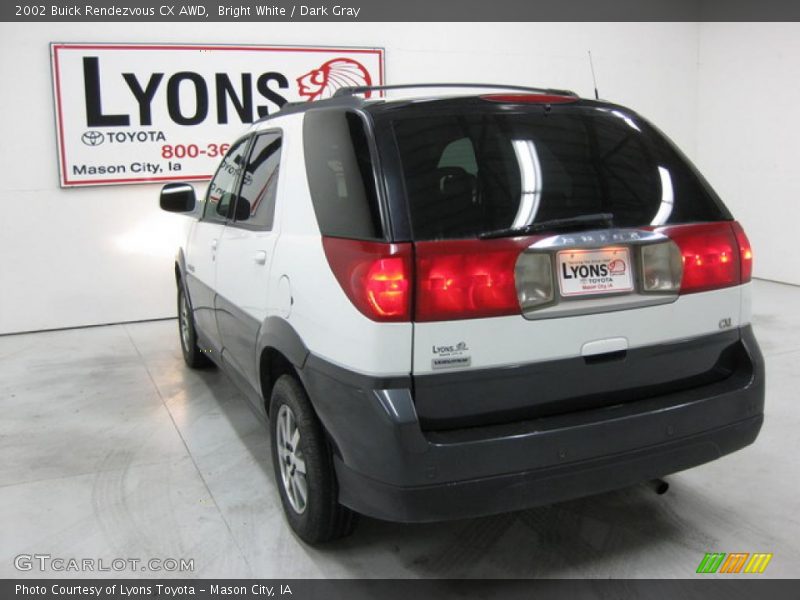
263,114,414,377
413,285,747,375
184,219,223,342
185,220,220,288
740,282,753,325
215,227,280,323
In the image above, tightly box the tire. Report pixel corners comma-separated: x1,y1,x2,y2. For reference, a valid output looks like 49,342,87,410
269,375,357,544
177,282,213,369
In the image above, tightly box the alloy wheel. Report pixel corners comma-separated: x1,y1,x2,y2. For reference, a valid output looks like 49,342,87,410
276,404,308,514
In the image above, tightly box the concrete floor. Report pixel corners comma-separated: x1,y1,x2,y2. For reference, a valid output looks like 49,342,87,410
1,279,799,579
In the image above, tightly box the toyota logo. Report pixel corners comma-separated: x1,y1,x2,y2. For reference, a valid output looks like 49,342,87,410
81,131,105,146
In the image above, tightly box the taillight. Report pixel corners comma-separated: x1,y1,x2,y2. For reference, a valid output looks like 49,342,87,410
324,222,754,322
731,221,753,283
656,221,751,294
322,237,412,322
415,238,529,321
515,252,555,310
639,241,682,293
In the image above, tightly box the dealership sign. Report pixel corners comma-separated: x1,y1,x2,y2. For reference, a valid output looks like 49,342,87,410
50,43,384,187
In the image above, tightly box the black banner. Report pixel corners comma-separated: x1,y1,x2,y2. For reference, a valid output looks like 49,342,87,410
4,0,800,22
3,579,800,600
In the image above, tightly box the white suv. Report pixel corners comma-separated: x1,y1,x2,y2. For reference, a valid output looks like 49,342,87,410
160,84,765,544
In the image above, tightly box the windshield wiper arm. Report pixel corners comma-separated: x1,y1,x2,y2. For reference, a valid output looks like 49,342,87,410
478,213,615,239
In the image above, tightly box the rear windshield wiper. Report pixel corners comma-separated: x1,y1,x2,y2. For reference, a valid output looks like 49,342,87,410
478,213,615,239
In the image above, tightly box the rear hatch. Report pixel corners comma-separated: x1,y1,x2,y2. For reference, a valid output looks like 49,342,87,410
368,95,753,430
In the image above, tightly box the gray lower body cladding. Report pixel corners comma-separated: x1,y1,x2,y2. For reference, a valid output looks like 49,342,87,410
299,326,764,523
414,327,747,430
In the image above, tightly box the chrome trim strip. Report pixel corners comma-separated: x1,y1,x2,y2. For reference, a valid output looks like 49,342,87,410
530,228,668,250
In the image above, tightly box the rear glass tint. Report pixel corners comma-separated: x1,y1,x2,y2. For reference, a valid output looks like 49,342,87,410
386,104,729,240
303,109,384,240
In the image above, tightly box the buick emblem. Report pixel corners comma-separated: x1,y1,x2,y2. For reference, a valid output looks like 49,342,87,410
81,131,104,146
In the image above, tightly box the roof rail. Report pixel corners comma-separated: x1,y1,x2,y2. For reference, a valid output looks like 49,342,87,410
333,82,579,98
252,94,364,124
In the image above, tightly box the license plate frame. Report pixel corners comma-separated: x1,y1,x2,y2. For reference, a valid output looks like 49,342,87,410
557,247,634,298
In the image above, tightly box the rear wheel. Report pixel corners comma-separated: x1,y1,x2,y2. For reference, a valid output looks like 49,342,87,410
269,375,357,544
177,283,212,368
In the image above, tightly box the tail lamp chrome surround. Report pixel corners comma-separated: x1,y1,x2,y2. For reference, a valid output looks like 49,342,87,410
514,228,683,321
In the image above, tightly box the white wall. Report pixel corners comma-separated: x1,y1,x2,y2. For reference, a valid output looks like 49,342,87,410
0,22,703,334
696,23,800,286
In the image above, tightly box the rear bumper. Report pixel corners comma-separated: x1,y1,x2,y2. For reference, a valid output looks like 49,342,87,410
300,326,764,523
336,416,762,522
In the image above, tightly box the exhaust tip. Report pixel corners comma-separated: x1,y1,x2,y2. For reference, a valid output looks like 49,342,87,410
650,478,669,495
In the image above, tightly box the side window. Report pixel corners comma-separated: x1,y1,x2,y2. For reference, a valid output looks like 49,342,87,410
303,110,384,240
236,132,282,230
203,138,249,223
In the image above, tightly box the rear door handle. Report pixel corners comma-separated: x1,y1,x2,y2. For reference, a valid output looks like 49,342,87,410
210,239,218,249
254,250,267,265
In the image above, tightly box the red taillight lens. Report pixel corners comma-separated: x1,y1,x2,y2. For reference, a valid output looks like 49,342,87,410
415,238,528,321
324,222,754,321
656,221,751,294
322,237,412,322
365,258,409,317
731,221,753,283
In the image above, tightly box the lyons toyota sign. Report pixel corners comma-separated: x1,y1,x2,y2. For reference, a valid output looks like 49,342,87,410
50,43,385,187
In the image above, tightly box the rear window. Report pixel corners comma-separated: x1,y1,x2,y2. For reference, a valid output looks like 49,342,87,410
386,104,729,240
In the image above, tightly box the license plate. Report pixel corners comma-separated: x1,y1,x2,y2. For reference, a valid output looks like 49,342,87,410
557,247,634,297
